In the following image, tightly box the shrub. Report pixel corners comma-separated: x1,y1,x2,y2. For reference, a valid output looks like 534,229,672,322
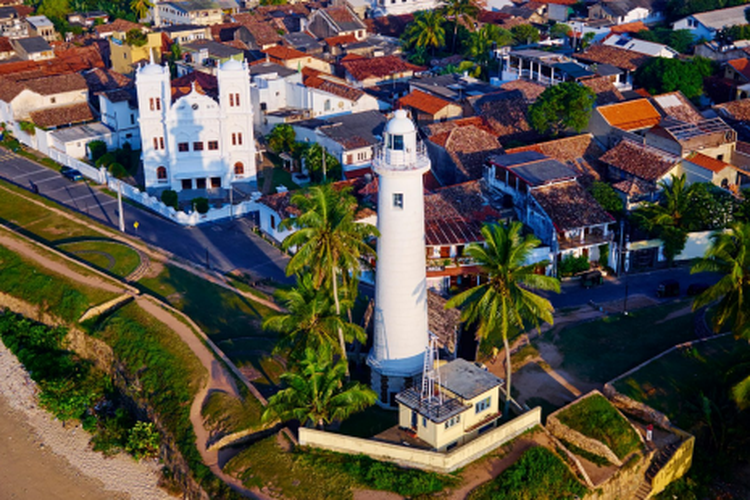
109,162,128,179
126,421,161,459
192,197,209,214
161,189,179,210
96,152,116,168
19,121,36,136
88,140,108,162
558,254,589,277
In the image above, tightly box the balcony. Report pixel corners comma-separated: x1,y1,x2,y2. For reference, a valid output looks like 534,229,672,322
558,228,613,251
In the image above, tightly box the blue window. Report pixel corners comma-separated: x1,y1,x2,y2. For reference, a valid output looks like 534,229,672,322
475,396,491,414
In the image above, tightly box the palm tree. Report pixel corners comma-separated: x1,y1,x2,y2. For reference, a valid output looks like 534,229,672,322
692,222,750,338
263,275,366,360
443,0,481,52
280,184,378,369
446,222,560,414
404,10,446,56
634,174,699,264
262,344,377,428
130,0,153,21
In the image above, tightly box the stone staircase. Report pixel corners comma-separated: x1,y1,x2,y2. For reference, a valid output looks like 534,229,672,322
634,481,652,500
633,441,680,499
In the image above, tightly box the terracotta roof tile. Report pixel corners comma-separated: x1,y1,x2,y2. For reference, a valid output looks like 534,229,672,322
597,98,662,130
424,181,501,245
600,139,681,182
234,14,284,46
610,21,648,34
581,76,624,105
651,91,702,124
574,45,651,71
532,180,613,231
0,36,12,53
398,89,455,116
29,102,94,129
715,99,750,121
506,134,604,181
499,79,545,101
324,34,357,47
728,58,750,81
259,191,300,218
82,67,131,93
95,18,143,35
263,44,308,61
612,177,654,196
472,91,539,143
427,290,460,353
686,152,734,173
302,67,364,101
341,55,424,82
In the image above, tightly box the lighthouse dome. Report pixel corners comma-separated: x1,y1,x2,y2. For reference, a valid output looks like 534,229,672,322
385,109,415,135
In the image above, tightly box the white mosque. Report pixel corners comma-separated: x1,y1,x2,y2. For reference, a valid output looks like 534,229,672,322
135,58,256,194
367,109,432,408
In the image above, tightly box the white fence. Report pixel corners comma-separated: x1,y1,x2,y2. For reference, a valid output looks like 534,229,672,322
48,148,107,184
106,177,260,226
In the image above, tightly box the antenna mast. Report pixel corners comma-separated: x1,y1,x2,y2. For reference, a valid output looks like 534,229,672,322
421,333,443,405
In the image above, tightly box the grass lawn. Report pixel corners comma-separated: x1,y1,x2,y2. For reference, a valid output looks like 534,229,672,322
468,446,587,500
0,243,116,322
258,163,300,192
614,335,750,431
555,301,696,383
224,435,457,500
556,393,641,460
201,391,264,436
335,405,399,438
57,240,141,278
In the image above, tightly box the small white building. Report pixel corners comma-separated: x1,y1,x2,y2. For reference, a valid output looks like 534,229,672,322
152,0,224,27
672,4,750,41
602,34,678,58
98,88,141,149
136,58,256,193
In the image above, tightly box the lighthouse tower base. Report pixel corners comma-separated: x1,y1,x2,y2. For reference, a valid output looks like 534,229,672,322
368,353,424,409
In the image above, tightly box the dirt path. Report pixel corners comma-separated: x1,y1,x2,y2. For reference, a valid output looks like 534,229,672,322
0,231,123,294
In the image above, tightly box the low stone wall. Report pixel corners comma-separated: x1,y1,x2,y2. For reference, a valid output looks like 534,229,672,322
540,427,595,489
546,391,624,467
299,407,542,474
583,450,653,500
78,293,134,323
603,384,673,430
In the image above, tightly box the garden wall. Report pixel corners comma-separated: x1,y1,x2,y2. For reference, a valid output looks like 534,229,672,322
299,407,542,474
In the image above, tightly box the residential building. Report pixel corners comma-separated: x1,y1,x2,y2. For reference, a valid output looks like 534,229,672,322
588,98,662,146
695,39,750,62
714,98,750,140
25,15,55,43
650,92,703,124
177,39,244,75
573,44,651,90
0,36,14,59
602,33,678,58
0,6,25,39
682,151,740,191
262,45,333,74
47,122,114,158
95,18,144,39
600,139,681,196
285,32,324,55
307,6,367,41
153,0,224,27
109,30,163,75
67,11,109,28
397,89,462,126
581,75,625,105
644,117,737,159
371,0,440,18
423,117,505,185
485,151,614,266
500,48,594,85
587,0,664,25
498,3,547,24
723,58,750,99
396,358,504,452
340,54,423,88
248,61,303,131
299,67,379,118
470,90,540,146
229,13,284,49
408,73,497,115
672,4,750,41
11,36,53,61
155,24,210,44
136,58,256,193
292,110,387,178
98,88,141,149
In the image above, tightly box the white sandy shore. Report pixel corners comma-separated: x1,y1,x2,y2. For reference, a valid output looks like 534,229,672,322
0,339,174,500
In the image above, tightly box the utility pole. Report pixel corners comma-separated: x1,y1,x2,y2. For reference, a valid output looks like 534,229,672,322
229,184,233,220
117,180,125,233
322,145,327,182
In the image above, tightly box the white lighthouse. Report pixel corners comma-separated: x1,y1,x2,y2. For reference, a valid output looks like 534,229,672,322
367,109,431,408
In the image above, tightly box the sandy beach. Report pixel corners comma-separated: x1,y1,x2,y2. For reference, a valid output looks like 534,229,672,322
0,339,173,500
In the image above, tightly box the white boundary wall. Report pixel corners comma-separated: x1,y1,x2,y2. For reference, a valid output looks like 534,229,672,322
299,407,542,473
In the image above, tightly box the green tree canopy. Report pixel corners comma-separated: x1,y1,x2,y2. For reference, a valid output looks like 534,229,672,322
633,28,694,54
589,181,624,216
267,124,296,155
634,57,715,100
511,24,540,45
442,0,481,51
468,24,513,68
303,143,341,183
262,344,377,428
528,82,596,136
129,0,153,20
446,222,559,414
403,10,446,55
550,23,572,40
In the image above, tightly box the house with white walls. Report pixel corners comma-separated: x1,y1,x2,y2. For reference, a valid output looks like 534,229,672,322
672,4,750,41
136,58,256,193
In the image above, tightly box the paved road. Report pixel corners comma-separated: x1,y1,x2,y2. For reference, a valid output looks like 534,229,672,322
0,149,291,282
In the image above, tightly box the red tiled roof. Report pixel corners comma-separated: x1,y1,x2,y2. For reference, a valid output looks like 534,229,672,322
397,89,455,116
597,99,661,130
506,134,604,181
171,71,218,100
365,14,413,37
612,177,654,197
499,79,545,102
600,139,681,182
343,166,371,179
610,21,648,34
574,45,651,71
341,55,424,82
728,58,750,81
686,152,734,173
715,98,750,121
532,180,614,231
581,76,624,105
302,67,364,101
29,102,94,129
651,91,702,124
263,45,308,61
324,34,357,47
326,6,361,26
95,18,143,35
234,13,284,46
424,181,501,245
0,36,12,53
426,117,496,148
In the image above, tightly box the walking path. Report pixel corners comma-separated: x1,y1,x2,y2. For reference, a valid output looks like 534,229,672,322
0,227,272,499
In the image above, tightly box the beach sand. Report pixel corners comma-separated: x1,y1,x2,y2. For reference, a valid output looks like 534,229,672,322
0,340,173,500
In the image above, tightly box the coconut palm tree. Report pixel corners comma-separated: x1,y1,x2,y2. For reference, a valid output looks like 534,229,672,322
263,275,366,360
261,344,377,428
692,222,750,338
446,222,560,414
404,10,446,56
130,0,153,21
634,174,700,264
280,184,378,368
443,0,481,52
